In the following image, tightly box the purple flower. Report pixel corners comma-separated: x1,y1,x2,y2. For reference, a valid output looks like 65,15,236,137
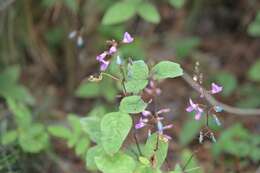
186,98,203,120
211,83,223,94
156,118,173,142
122,32,134,43
135,117,148,129
100,59,110,71
142,110,152,117
108,46,117,54
96,52,107,61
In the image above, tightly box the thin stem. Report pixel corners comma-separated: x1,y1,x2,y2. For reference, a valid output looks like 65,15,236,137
133,131,143,156
101,72,121,81
182,153,195,171
206,110,209,127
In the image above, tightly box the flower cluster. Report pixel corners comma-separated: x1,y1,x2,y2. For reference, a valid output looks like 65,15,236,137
135,108,173,142
186,83,223,121
96,32,134,71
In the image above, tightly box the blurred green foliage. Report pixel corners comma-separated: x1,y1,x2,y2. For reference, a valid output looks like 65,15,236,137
212,124,260,162
248,11,260,37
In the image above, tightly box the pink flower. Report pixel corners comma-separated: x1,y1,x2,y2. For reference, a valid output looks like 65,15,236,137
96,52,107,61
211,83,223,94
122,32,134,43
186,98,203,120
135,117,148,129
108,46,117,55
100,59,110,71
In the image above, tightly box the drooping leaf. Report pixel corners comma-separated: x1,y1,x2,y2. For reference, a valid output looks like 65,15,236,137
102,2,136,25
119,95,147,113
152,61,183,80
137,2,160,24
101,112,132,155
95,153,136,173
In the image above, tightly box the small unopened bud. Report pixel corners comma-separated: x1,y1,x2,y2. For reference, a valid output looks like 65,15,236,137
77,36,84,48
214,106,223,113
213,114,221,126
116,56,122,65
210,132,216,143
199,131,203,144
68,30,77,39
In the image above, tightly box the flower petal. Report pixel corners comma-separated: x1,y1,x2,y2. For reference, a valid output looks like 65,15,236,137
122,32,134,43
211,83,223,94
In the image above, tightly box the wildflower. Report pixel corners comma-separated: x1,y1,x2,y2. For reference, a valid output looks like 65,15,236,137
145,81,161,95
186,98,203,120
100,59,110,71
142,110,152,117
122,32,134,43
156,116,173,142
211,83,223,94
108,45,117,54
96,52,107,61
135,117,149,129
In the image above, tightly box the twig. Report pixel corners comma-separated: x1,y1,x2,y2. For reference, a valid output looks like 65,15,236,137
182,72,260,116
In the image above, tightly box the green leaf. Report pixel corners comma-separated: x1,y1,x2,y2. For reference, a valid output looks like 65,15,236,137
75,82,101,98
95,153,136,173
181,149,202,173
179,117,203,146
169,0,185,9
102,2,136,25
137,2,160,24
171,164,183,173
119,95,147,114
81,116,101,143
63,0,78,12
215,72,237,96
75,138,90,156
86,145,105,171
7,98,32,128
248,59,260,81
47,125,71,139
101,112,132,155
125,60,149,93
18,124,49,153
1,130,17,145
67,114,82,147
152,61,183,80
143,133,168,168
212,124,251,158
